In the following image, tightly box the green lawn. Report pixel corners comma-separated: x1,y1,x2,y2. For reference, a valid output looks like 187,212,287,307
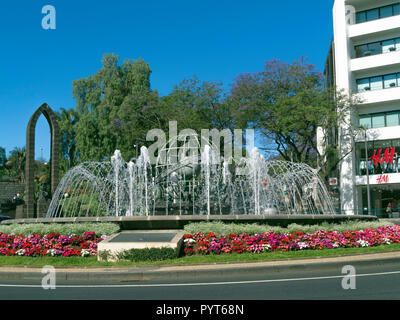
1,243,400,268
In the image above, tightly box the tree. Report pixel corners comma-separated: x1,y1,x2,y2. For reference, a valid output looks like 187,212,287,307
72,54,159,161
158,77,226,132
0,147,6,179
58,107,79,172
5,147,26,182
71,57,238,162
0,147,5,167
230,58,360,181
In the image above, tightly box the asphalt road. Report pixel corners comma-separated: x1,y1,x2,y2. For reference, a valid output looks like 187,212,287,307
1,260,400,301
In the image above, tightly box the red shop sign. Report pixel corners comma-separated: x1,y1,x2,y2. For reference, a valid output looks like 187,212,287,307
370,147,395,166
376,175,389,184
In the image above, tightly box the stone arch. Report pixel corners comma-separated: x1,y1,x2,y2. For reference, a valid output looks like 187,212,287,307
25,103,60,217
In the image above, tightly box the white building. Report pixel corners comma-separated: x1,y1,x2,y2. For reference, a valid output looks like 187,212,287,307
326,0,400,216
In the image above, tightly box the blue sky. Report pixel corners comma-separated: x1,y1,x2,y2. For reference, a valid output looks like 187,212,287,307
0,0,334,160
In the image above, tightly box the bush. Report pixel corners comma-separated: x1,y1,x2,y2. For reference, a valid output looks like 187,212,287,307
0,222,120,236
118,247,179,262
183,220,395,236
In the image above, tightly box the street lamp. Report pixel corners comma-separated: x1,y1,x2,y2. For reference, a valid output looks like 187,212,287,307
359,125,371,216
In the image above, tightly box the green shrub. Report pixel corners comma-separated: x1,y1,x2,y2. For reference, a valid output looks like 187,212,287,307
183,220,395,236
118,247,179,262
0,222,120,236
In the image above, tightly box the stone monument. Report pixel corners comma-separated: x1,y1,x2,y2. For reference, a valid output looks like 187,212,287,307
25,103,60,218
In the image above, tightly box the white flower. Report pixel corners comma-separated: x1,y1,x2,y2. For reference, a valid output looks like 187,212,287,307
357,239,369,247
81,249,90,257
16,249,25,256
262,244,271,250
297,242,308,250
383,238,392,245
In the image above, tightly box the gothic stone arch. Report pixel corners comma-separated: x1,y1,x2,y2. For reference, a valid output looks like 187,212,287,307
25,103,60,218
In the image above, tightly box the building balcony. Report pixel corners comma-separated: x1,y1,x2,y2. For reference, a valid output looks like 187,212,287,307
351,50,400,72
356,86,400,104
348,15,400,39
354,125,400,143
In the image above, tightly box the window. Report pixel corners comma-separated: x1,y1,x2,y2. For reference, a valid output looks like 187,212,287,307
359,110,400,129
357,78,370,92
386,112,400,127
384,74,397,88
366,8,379,21
355,37,399,58
356,73,400,92
368,42,382,55
356,12,367,23
359,115,372,129
355,45,366,58
370,76,383,91
380,5,393,18
355,138,400,176
356,3,400,24
382,39,396,53
394,3,400,15
372,113,385,128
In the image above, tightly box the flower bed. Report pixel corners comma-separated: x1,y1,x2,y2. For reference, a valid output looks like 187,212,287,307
0,232,107,257
183,225,400,255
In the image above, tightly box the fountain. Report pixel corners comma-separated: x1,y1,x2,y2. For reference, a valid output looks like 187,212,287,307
46,135,336,218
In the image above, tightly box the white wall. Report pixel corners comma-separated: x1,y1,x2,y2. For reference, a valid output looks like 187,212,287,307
334,0,357,215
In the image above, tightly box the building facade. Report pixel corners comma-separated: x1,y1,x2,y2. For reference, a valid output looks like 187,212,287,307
327,0,400,215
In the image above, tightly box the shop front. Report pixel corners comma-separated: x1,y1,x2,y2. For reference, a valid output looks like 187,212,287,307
355,138,400,217
357,184,400,217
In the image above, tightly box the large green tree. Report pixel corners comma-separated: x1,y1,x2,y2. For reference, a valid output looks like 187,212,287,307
69,57,237,162
230,58,360,181
72,54,158,161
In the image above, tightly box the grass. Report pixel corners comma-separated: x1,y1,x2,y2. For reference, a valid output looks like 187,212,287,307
1,243,400,268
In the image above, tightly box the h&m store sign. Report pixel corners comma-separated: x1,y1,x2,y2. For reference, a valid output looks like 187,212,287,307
369,147,395,184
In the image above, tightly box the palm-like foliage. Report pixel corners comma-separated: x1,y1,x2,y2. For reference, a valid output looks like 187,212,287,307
5,147,26,182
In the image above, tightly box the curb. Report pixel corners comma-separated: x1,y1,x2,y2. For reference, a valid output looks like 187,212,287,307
1,251,400,282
